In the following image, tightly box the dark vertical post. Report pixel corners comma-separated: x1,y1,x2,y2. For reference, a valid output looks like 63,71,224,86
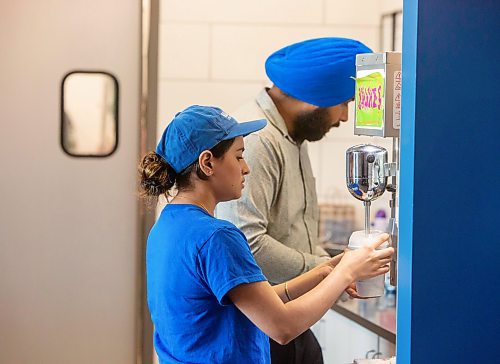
138,0,159,363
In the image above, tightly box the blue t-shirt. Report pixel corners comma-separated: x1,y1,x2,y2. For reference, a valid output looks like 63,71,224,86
146,204,270,364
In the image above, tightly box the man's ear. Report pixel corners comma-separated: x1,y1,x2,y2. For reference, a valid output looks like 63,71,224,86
198,150,214,176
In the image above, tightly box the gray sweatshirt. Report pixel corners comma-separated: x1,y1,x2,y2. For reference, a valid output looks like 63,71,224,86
217,89,330,284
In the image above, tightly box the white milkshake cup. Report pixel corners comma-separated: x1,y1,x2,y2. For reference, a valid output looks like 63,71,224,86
347,230,389,298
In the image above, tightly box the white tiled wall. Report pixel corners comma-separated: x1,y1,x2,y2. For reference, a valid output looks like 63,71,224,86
380,0,404,14
158,23,210,79
160,0,324,24
210,24,379,81
157,0,402,229
324,0,380,26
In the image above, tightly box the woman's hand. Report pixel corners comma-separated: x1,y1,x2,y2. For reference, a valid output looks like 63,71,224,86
335,233,394,282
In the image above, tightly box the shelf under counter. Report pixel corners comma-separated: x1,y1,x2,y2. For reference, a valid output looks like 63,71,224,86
332,297,396,344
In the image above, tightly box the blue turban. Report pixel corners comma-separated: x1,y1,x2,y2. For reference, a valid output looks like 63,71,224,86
265,37,372,108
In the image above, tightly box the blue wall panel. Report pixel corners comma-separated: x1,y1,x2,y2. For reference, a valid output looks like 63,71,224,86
398,1,500,362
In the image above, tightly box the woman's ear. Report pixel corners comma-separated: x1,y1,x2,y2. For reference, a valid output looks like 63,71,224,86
198,150,214,176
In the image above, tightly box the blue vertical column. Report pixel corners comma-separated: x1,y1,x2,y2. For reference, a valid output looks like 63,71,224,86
397,0,500,362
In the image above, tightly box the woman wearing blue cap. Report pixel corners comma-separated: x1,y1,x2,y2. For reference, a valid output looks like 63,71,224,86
139,105,393,364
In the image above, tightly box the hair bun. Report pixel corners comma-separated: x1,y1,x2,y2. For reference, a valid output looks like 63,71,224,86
139,151,174,198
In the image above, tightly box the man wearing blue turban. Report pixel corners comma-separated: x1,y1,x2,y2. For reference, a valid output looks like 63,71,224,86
217,37,372,364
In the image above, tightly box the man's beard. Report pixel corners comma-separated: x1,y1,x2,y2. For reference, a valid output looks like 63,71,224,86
292,108,338,143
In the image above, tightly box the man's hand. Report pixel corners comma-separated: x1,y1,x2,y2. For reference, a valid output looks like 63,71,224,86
345,282,363,299
315,253,343,280
317,253,344,271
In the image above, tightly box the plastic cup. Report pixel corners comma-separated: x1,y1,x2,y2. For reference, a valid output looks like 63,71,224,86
348,230,389,298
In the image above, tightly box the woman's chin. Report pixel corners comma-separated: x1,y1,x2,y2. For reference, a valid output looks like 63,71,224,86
219,191,242,202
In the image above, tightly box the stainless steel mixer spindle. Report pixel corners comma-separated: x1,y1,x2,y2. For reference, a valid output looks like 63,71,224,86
364,201,371,235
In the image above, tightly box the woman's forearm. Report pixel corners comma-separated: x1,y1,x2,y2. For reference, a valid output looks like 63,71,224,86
276,267,353,343
292,267,352,315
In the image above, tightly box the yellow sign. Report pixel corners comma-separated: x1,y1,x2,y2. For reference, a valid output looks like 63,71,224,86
354,72,385,128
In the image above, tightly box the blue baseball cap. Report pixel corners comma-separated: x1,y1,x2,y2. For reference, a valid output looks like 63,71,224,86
156,105,267,173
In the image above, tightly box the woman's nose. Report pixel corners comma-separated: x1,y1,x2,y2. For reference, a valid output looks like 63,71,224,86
242,160,250,175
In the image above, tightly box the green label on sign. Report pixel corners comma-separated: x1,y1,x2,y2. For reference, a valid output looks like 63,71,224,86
354,72,385,128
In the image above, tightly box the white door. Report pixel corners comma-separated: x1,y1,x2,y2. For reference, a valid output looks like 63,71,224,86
0,1,142,363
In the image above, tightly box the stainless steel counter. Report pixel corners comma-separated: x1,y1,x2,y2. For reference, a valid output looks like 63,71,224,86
332,297,396,344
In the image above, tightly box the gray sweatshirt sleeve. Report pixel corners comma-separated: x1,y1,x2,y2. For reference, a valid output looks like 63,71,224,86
217,134,329,284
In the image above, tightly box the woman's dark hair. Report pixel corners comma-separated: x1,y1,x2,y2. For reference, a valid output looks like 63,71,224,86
139,138,235,200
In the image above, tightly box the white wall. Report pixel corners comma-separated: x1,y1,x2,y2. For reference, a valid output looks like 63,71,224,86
157,0,402,228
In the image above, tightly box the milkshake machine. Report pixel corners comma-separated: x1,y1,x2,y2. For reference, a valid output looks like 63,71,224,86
346,52,401,285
